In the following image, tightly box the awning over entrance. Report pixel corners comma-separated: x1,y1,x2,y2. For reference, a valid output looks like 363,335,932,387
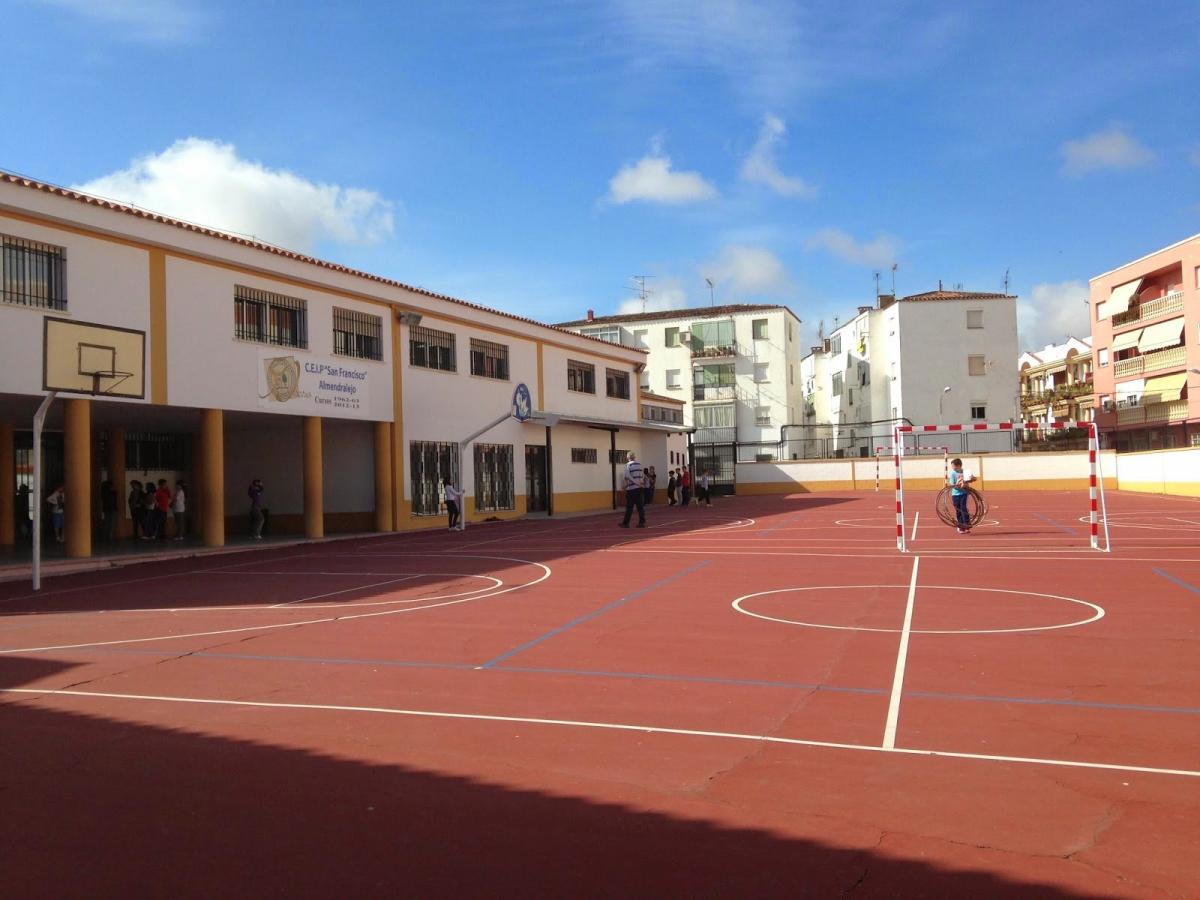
1106,278,1142,316
526,411,691,434
1110,329,1142,353
1136,317,1184,353
1143,372,1187,403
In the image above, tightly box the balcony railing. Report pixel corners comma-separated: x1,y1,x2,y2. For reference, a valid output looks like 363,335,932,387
1116,400,1189,426
1113,345,1187,379
1111,290,1185,328
690,344,738,360
1021,381,1092,409
693,384,737,402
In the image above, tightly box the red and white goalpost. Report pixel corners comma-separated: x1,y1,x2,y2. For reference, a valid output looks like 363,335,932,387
890,422,1111,553
875,445,948,492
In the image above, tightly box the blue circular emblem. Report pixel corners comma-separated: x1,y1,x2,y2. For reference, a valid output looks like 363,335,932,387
512,383,532,422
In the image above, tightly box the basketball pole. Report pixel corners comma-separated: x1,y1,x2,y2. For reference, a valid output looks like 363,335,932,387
32,391,57,591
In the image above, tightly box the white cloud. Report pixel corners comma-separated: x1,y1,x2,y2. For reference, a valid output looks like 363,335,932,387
740,115,816,198
74,138,395,253
606,150,718,205
36,0,212,43
1017,280,1090,350
1060,125,1154,177
617,277,689,314
805,228,898,269
1190,146,1200,167
699,245,790,296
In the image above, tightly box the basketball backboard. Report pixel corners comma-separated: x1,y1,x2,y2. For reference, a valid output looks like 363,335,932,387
42,316,146,398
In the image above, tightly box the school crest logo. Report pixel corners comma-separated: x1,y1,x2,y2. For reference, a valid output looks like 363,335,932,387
512,383,532,422
262,356,301,402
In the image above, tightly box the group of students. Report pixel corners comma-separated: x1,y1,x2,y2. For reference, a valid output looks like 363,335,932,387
664,467,713,508
127,479,188,542
620,455,714,528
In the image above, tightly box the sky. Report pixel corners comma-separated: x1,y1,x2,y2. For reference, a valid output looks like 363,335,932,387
3,0,1199,352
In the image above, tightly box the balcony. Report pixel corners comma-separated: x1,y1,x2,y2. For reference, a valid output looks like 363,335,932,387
1112,290,1184,328
1020,381,1092,410
693,384,737,402
1113,345,1187,379
690,344,738,360
1116,400,1189,426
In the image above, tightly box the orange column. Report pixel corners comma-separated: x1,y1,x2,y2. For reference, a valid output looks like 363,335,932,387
64,398,92,558
303,416,324,539
374,420,393,532
200,409,225,547
108,426,129,538
0,423,13,546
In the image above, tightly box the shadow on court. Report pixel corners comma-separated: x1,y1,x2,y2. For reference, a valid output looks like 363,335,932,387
0,657,1112,898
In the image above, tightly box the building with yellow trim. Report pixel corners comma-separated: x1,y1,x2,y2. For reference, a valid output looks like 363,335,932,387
0,172,685,557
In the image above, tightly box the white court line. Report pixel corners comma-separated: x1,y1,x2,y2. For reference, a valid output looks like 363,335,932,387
883,557,919,749
910,512,920,542
4,687,1197,780
270,575,422,607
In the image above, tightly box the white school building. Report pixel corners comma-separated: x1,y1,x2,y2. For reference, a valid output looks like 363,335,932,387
0,172,686,558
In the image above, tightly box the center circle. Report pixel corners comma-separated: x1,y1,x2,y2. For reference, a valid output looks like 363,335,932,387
732,584,1104,634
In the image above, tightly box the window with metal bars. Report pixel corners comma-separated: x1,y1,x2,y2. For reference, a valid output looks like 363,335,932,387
609,448,628,464
234,286,308,348
473,443,515,511
567,359,595,393
470,338,509,380
409,441,459,516
571,448,597,463
332,307,383,361
605,368,630,399
2,235,67,310
410,325,457,371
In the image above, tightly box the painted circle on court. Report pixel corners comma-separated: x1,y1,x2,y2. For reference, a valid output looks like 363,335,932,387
836,516,1000,528
1077,512,1200,532
732,584,1104,634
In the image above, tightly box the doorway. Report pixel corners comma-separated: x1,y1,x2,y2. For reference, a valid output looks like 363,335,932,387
525,445,548,513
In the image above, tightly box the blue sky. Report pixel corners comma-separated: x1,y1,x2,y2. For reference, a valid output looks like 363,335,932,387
3,0,1198,349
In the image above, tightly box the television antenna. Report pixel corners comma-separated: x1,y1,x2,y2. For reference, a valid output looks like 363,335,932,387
891,263,897,295
1003,268,1010,295
630,275,655,313
705,277,715,307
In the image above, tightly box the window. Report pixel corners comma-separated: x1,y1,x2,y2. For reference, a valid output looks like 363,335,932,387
665,326,680,347
754,363,769,382
123,431,190,471
859,361,870,386
1098,348,1109,367
610,448,629,464
666,369,681,389
568,360,595,393
571,448,597,463
968,355,987,376
581,326,620,344
633,329,649,348
832,372,843,394
847,388,854,405
605,368,630,399
410,441,459,516
756,406,771,426
690,320,734,352
2,235,67,310
410,325,456,371
469,338,509,380
473,443,515,511
235,286,308,348
332,307,383,360
971,404,986,420
752,318,769,340
789,364,794,385
830,335,842,355
966,309,983,329
639,370,650,390
787,321,793,342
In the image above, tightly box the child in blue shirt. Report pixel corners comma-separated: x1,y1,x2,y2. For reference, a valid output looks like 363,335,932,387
948,458,976,533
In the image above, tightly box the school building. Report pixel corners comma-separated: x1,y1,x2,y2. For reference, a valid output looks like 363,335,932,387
0,172,686,558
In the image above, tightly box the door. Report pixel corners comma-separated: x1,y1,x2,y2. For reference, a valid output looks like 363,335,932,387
525,445,548,512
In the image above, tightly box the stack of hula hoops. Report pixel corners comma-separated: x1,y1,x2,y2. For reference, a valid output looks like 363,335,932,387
935,486,988,530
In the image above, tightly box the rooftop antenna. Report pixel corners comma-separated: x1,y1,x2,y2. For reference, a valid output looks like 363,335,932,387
1003,268,1010,295
873,271,881,298
630,275,654,313
891,263,897,295
705,277,715,307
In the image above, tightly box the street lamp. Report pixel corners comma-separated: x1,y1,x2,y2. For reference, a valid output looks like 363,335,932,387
939,386,951,424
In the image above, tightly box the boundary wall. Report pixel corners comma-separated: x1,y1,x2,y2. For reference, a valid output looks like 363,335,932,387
737,450,1119,494
1113,447,1200,497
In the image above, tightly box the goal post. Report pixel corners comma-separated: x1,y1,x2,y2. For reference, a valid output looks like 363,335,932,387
875,444,948,492
891,422,1110,553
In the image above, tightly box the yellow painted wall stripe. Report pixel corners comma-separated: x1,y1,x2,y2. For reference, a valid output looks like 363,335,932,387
148,249,168,404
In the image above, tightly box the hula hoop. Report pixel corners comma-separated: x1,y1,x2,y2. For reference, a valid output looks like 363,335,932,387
936,485,988,529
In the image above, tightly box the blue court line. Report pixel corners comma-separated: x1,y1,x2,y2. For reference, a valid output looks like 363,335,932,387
1033,512,1077,535
1153,568,1200,595
59,645,1200,718
758,512,801,537
477,560,712,669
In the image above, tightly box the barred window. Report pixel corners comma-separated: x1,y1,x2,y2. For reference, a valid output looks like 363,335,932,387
568,359,595,393
124,432,190,471
2,235,67,310
571,448,597,464
470,338,509,380
474,443,515,511
234,286,308,348
610,448,628,464
410,441,459,516
606,368,630,399
410,325,456,372
333,307,383,361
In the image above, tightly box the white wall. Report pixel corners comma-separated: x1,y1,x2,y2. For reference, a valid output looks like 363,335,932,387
225,418,303,516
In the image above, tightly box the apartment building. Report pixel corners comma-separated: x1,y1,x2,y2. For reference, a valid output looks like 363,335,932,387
556,304,804,446
798,289,1019,457
1091,234,1200,451
0,172,683,557
1018,336,1094,430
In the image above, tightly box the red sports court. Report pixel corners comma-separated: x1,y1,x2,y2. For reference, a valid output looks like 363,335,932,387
2,486,1198,897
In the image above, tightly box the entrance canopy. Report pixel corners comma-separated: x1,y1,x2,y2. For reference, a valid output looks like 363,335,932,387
525,411,691,434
